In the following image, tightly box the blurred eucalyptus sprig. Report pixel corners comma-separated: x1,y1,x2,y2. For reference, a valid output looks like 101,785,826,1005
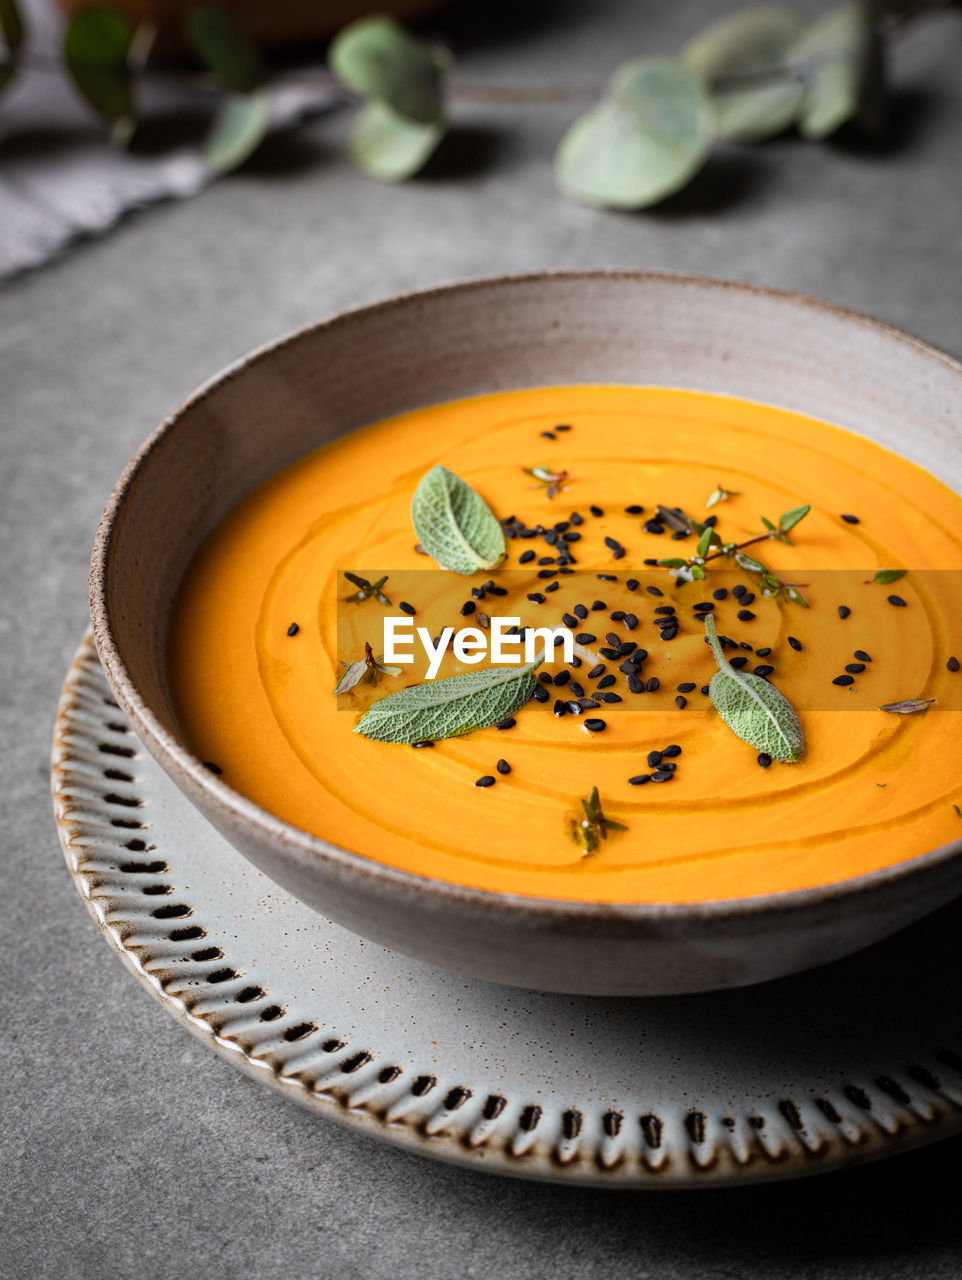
0,1,957,204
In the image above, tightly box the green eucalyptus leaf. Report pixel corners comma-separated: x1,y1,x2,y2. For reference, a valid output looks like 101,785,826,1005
705,615,803,761
330,15,443,124
411,464,505,574
204,91,269,172
355,660,540,744
64,8,133,122
187,5,262,93
683,5,806,140
350,99,444,181
555,56,714,211
791,2,882,139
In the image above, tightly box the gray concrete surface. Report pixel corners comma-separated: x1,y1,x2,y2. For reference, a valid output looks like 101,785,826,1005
3,1,962,1276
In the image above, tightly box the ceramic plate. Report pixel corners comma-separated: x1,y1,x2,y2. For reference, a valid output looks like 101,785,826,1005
54,634,962,1187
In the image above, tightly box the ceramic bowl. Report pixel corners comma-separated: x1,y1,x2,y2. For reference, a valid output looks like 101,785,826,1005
90,270,962,997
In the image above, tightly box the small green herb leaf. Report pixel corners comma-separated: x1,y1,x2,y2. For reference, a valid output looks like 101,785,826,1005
682,5,807,141
706,482,740,508
879,696,935,714
869,568,906,585
355,660,540,744
64,8,133,122
329,14,443,124
204,91,270,173
555,56,714,210
334,641,401,694
350,99,444,181
571,786,627,857
791,2,882,139
704,614,803,761
779,504,811,533
342,572,392,606
657,558,688,570
412,465,506,575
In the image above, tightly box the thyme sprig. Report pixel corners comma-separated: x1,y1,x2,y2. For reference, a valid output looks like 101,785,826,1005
570,786,627,857
657,504,811,604
333,641,401,695
524,465,569,499
341,571,392,606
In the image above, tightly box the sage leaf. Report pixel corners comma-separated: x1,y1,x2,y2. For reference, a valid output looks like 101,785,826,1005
682,5,806,141
350,99,444,181
355,660,540,744
879,697,934,714
704,614,803,761
411,464,506,575
870,568,905,585
187,5,262,93
63,8,133,122
791,2,882,139
555,57,714,211
204,91,270,173
330,15,443,124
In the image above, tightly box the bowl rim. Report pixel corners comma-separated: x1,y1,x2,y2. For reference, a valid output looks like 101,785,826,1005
89,267,962,926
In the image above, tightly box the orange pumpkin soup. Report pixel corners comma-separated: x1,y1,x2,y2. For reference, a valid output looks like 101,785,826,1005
168,386,962,902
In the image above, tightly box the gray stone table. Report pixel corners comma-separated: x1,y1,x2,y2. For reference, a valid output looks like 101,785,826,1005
3,1,962,1276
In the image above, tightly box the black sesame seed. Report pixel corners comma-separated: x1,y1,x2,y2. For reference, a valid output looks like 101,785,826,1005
840,513,860,524
559,567,575,576
644,520,665,535
757,753,773,769
477,613,490,629
475,776,496,787
398,603,416,618
729,656,748,669
704,515,718,528
538,672,553,684
623,614,638,630
411,741,434,749
570,655,582,668
575,632,596,645
567,699,583,715
496,759,511,775
537,569,556,579
626,579,640,591
675,696,688,709
833,675,855,686
693,602,714,612
845,662,866,674
740,592,756,606
732,584,747,599
590,505,604,518
569,681,585,698
519,550,535,564
659,627,678,641
753,665,775,678
788,636,803,651
573,603,588,620
737,609,756,622
579,698,600,710
460,600,476,616
546,581,560,592
948,656,960,672
553,700,568,717
537,556,555,566
496,717,517,730
625,504,644,514
646,677,660,692
854,649,871,662
287,623,300,637
670,530,689,542
713,588,728,601
657,761,677,773
591,599,606,611
701,685,710,696
661,745,682,757
563,613,579,628
612,547,626,560
598,647,619,660
203,761,222,774
543,530,558,546
838,605,851,619
597,574,618,582
584,718,606,732
600,692,623,704
532,685,549,703
610,609,626,622
654,605,676,615
627,674,644,694
553,671,571,687
488,585,508,596
555,424,572,432
540,431,556,440
888,595,907,607
650,770,674,783
554,521,570,533
643,558,659,567
677,682,696,693
605,631,620,646
755,647,772,658
527,592,546,604
570,511,583,526
472,586,486,599
617,642,638,657
597,674,616,689
628,774,651,785
587,664,606,679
